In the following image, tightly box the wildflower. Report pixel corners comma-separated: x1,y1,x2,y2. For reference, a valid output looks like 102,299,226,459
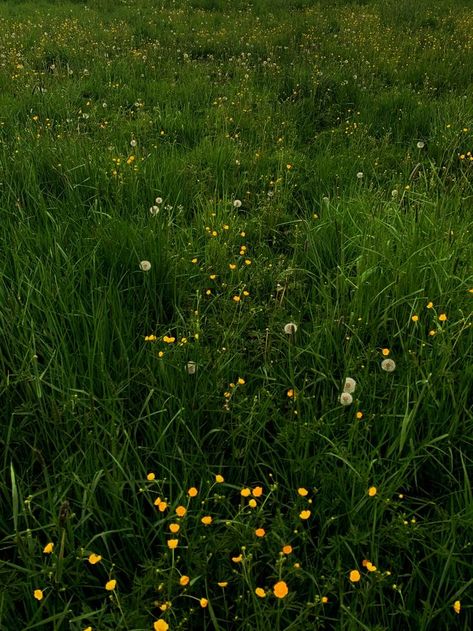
88,553,102,565
297,487,308,496
84,627,92,631
368,486,377,497
149,205,160,215
255,528,266,537
411,315,419,322
130,139,137,147
200,598,208,608
43,542,54,554
273,581,289,598
349,570,361,583
287,388,295,398
343,378,356,393
229,263,237,270
147,472,156,481
241,488,251,497
244,259,252,265
218,581,228,587
252,486,263,497
382,348,390,356
439,313,447,322
366,561,377,572
155,197,163,205
284,322,298,335
169,523,180,533
186,361,197,375
188,487,198,497
105,579,116,591
237,377,245,385
417,141,425,149
340,392,353,406
215,474,224,483
233,199,242,208
426,302,433,309
191,258,198,264
167,539,178,549
453,600,461,614
232,554,243,563
139,260,151,271
232,295,241,302
248,499,257,508
163,335,175,344
356,172,363,179
255,587,266,598
180,575,190,586
145,334,157,341
356,411,363,419
428,330,436,336
201,516,213,525
299,510,311,520
287,163,292,170
321,596,329,603
381,359,396,372
282,545,293,554
33,589,44,601
154,621,169,631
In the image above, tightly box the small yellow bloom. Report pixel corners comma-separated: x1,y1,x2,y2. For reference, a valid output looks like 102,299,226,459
287,388,295,398
215,474,224,483
237,377,245,385
218,581,228,587
321,596,328,603
200,598,208,608
368,486,377,497
169,523,180,533
299,510,311,520
191,258,198,264
232,554,243,563
88,553,102,565
209,274,217,280
105,579,116,591
176,505,187,517
201,516,213,525
255,587,266,598
244,259,252,265
426,301,433,309
297,487,308,496
33,589,44,601
84,627,93,631
167,539,178,549
229,263,237,270
349,570,361,583
411,315,419,322
428,330,436,336
439,313,447,322
154,621,169,631
453,600,461,614
273,581,289,598
366,562,377,572
255,528,266,537
356,411,363,419
382,348,390,356
232,295,241,302
282,545,293,554
147,472,156,481
248,498,257,508
43,542,54,554
241,488,251,497
188,487,198,497
180,575,190,586
252,486,263,497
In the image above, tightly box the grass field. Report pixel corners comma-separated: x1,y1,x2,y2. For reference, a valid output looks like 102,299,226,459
0,0,472,629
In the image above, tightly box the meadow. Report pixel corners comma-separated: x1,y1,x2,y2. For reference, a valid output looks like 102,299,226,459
0,0,472,628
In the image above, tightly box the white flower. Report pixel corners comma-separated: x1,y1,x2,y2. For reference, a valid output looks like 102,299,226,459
130,139,137,147
356,172,364,179
391,189,399,198
284,322,298,335
233,199,242,208
186,361,197,375
381,359,396,372
343,377,356,393
340,392,353,406
149,206,159,215
139,260,151,271
416,141,425,149
155,197,163,205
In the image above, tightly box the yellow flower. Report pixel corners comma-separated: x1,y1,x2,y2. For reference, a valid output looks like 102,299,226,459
426,302,433,309
366,562,377,572
244,259,252,265
252,486,263,497
439,313,447,322
453,600,461,614
43,542,54,554
248,499,257,508
287,388,295,398
411,315,419,322
188,487,198,497
299,510,311,520
218,581,228,587
297,487,308,496
175,506,187,517
381,348,390,356
191,258,198,264
201,516,213,525
273,581,289,598
167,539,178,549
255,587,266,598
282,545,293,554
105,579,116,591
229,263,237,270
237,377,245,385
255,528,266,537
147,472,156,481
154,621,169,631
428,330,436,336
169,523,180,533
321,596,328,604
356,411,363,419
215,474,224,483
84,627,93,631
33,589,44,601
232,295,241,302
88,553,102,565
241,488,251,497
349,570,361,583
180,575,190,586
232,554,243,563
200,598,208,608
368,486,377,497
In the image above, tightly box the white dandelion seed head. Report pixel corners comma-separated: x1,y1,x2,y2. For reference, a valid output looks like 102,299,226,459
343,377,357,393
340,392,353,406
155,197,163,205
139,260,151,272
130,139,137,147
416,141,425,149
233,199,242,208
186,361,197,375
149,206,160,215
391,189,399,198
356,172,364,179
381,358,396,372
284,322,298,335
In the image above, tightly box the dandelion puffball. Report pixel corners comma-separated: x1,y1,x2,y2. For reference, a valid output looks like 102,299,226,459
284,322,298,335
416,141,425,149
139,260,151,272
343,377,356,393
381,358,396,372
149,206,160,215
340,392,353,406
233,199,242,208
356,172,364,179
155,197,163,205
